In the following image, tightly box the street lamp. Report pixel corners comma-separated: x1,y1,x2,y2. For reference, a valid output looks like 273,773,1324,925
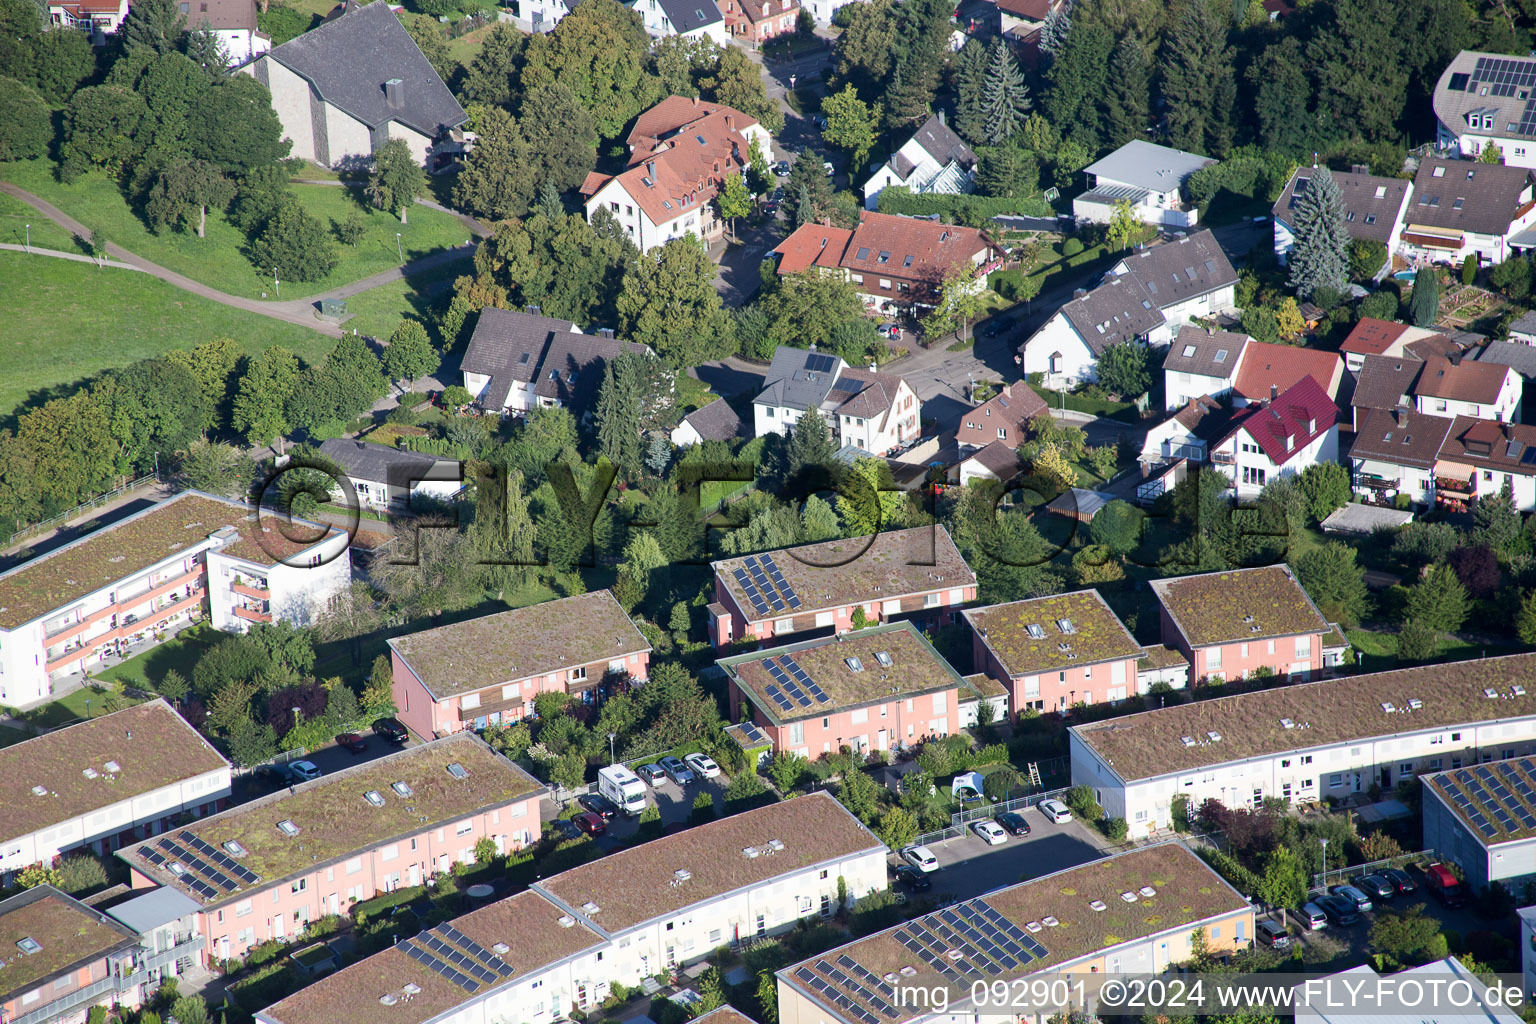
396,232,403,264
608,733,616,765
273,268,280,298
24,223,29,251
84,698,91,719
1320,837,1329,886
291,705,301,732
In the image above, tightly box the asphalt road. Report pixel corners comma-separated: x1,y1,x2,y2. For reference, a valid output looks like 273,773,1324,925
895,813,1114,902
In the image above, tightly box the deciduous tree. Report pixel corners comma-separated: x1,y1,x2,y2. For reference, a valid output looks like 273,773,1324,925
232,346,301,447
249,201,338,282
145,158,234,237
382,318,439,383
0,76,49,161
519,0,657,139
366,137,425,224
616,240,732,366
190,74,289,170
821,83,877,170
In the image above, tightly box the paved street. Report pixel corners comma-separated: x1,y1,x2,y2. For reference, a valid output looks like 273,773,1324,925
895,813,1114,902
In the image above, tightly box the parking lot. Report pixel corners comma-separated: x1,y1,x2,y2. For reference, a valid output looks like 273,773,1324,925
895,810,1116,902
546,769,734,850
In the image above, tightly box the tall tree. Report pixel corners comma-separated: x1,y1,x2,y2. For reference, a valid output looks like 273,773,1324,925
232,347,301,448
464,207,634,327
30,27,96,102
516,81,599,194
881,56,938,133
1037,0,1071,60
1286,165,1350,299
366,137,425,224
405,17,454,84
979,38,1029,145
145,159,234,237
519,0,658,138
1044,20,1111,150
1307,0,1408,143
382,319,439,383
616,239,733,366
785,409,835,478
451,104,536,220
832,0,897,96
182,23,230,78
1247,37,1315,157
1408,266,1439,327
1159,0,1235,156
1102,35,1149,148
97,359,212,473
167,336,241,430
952,38,987,144
60,84,148,176
716,173,751,241
121,0,186,54
594,357,643,476
700,44,784,133
190,74,289,170
821,83,878,169
0,76,49,161
249,201,337,282
459,22,527,108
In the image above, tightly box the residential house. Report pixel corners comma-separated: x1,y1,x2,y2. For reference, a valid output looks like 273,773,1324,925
627,0,727,41
958,673,1010,726
183,0,269,62
1161,326,1249,410
46,0,124,33
102,887,207,994
119,733,546,963
1070,651,1536,838
520,0,574,29
1434,416,1536,511
1348,406,1453,508
721,0,798,43
1507,310,1536,345
1399,158,1536,266
1350,353,1424,430
965,590,1143,714
1272,166,1413,267
1231,339,1345,407
317,439,462,513
707,527,976,649
583,98,770,253
1073,140,1214,229
774,211,1000,315
775,844,1254,1024
1020,230,1238,386
0,701,231,883
861,115,977,212
0,886,145,1024
670,399,744,447
1138,396,1234,473
241,2,467,168
460,308,650,419
1296,959,1523,1024
1525,907,1536,999
1423,760,1536,896
1150,565,1329,684
254,796,885,1024
954,440,1023,486
0,491,349,707
750,347,921,454
1414,355,1522,421
718,621,967,757
1208,376,1339,497
1137,645,1191,693
388,591,652,738
1477,339,1536,379
1337,318,1445,374
1433,51,1536,170
954,381,1048,451
992,0,1059,43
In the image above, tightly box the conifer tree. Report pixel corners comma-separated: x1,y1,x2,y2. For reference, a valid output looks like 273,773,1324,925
952,38,987,144
1286,165,1350,299
979,38,1030,145
1037,0,1072,60
594,358,642,475
785,408,835,478
1408,266,1440,328
1159,0,1234,156
1102,35,1149,149
183,25,229,78
534,180,565,219
122,0,186,55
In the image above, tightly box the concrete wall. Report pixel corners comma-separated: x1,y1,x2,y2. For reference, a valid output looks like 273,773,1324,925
245,57,318,165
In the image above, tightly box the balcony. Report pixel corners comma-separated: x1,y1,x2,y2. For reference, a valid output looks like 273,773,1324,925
234,605,272,624
1436,476,1473,497
231,581,270,600
1356,473,1399,491
1210,452,1235,465
44,589,205,673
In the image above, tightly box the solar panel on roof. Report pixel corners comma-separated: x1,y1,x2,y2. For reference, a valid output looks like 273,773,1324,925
765,685,793,710
143,849,166,868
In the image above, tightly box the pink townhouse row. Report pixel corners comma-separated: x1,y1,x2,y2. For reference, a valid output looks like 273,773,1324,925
388,590,652,739
1150,565,1329,683
0,886,144,1024
717,620,966,759
118,734,545,964
708,527,978,650
964,589,1144,714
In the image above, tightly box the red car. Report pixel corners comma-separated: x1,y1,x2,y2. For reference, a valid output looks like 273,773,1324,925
573,811,607,836
335,733,369,754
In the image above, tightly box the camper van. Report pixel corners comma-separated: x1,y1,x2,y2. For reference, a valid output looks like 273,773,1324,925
598,764,648,816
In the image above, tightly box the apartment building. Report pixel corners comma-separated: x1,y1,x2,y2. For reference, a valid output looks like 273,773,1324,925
717,621,967,759
965,590,1144,714
775,843,1252,1024
118,733,545,963
0,886,143,1024
1069,651,1536,838
0,491,349,707
253,795,884,1024
1150,565,1329,683
0,701,231,882
708,527,976,649
388,591,651,739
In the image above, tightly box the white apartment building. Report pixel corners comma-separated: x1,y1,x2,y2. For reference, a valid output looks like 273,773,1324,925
0,701,232,882
0,491,349,707
750,347,921,455
1070,652,1536,839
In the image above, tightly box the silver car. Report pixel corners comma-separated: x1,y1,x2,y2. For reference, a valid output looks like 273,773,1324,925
659,755,695,785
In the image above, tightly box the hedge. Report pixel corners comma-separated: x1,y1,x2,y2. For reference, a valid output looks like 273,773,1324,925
876,186,1054,227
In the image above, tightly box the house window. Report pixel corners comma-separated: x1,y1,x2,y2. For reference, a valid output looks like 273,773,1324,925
774,618,793,634
462,693,481,710
569,666,587,683
788,722,804,745
291,879,307,894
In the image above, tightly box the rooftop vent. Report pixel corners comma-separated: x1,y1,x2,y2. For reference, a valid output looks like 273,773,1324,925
168,863,186,876
1139,885,1157,897
846,657,864,672
581,901,600,915
1120,891,1138,903
1280,718,1295,729
492,943,510,955
380,995,398,1007
1381,702,1396,713
946,950,963,961
392,781,414,797
767,838,785,852
277,819,300,837
743,846,761,858
1486,688,1499,699
1042,916,1059,927
1181,736,1196,748
1516,686,1528,697
223,840,248,857
1025,921,1042,932
82,768,98,779
402,983,422,996
1026,623,1045,639
883,973,898,983
1089,900,1107,911
875,651,893,669
1207,731,1222,742
30,785,46,796
674,868,692,882
558,915,576,928
1242,614,1254,623
17,937,41,955
1409,699,1423,710
899,966,917,976
104,760,120,773
364,790,386,808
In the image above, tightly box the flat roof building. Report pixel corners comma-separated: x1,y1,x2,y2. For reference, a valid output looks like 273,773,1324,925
1150,565,1329,684
0,885,143,1024
1423,756,1536,894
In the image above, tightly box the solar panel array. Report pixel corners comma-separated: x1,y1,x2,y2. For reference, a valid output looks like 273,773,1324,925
733,553,803,618
1442,758,1536,841
894,899,1047,980
148,832,260,902
1471,57,1536,136
402,925,516,994
806,354,838,374
736,721,768,746
762,654,832,714
179,830,261,886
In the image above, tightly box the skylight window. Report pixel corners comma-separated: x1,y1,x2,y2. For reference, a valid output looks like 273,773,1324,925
845,657,864,672
1026,623,1045,639
1433,166,1446,177
1182,345,1197,357
875,650,893,668
1214,349,1228,363
223,840,248,857
877,251,890,263
518,352,531,364
856,247,870,260
391,781,414,797
16,937,41,956
696,135,707,145
104,760,120,773
364,790,386,807
1056,618,1077,634
447,763,469,780
1364,214,1376,224
1374,186,1387,198
277,819,300,837
662,200,673,209
1454,198,1465,209
903,254,913,267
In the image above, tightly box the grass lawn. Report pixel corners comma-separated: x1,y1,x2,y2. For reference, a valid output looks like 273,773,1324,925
0,188,84,252
0,251,333,416
21,684,147,729
1,161,472,300
94,625,222,691
1344,624,1525,673
335,256,470,340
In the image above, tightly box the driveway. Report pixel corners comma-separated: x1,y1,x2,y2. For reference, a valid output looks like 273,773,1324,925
897,814,1114,902
713,217,784,307
548,771,734,850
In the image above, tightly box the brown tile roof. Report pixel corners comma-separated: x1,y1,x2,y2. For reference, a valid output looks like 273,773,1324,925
734,0,799,23
1409,159,1534,237
1232,341,1343,404
0,887,139,1003
1405,333,1464,361
964,590,1140,678
773,224,854,274
579,170,610,197
1340,318,1412,356
779,843,1248,1023
388,591,649,699
1164,326,1248,379
994,0,1050,19
840,212,994,288
963,441,1023,478
1414,355,1514,403
1349,406,1453,469
259,891,605,1024
1273,170,1411,246
185,0,256,31
830,367,907,426
119,734,542,904
1437,415,1536,474
0,700,228,847
1352,353,1424,413
711,527,975,625
721,621,965,724
1171,396,1235,440
626,96,758,149
955,382,1047,450
1149,565,1327,648
1072,651,1536,783
533,792,884,933
606,104,754,226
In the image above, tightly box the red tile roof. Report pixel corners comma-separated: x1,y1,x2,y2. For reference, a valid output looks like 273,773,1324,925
733,0,797,23
1340,318,1411,356
625,96,758,150
578,171,610,197
1221,375,1337,465
1415,355,1513,404
955,381,1048,449
773,224,853,274
775,213,995,299
600,104,753,227
1233,340,1343,403
994,0,1050,19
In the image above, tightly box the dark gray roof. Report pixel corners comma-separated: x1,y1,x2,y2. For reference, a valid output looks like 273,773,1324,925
263,1,466,137
1351,353,1424,411
1164,326,1248,379
1478,339,1536,378
1083,140,1212,194
680,399,743,442
655,0,722,32
463,309,646,412
532,332,650,407
909,115,976,171
1059,274,1164,355
1116,229,1239,308
754,347,846,411
1507,311,1536,338
1272,167,1411,245
1348,406,1451,469
1409,158,1535,237
318,439,459,487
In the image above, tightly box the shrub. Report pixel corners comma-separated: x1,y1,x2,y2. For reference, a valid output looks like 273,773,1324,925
1357,290,1399,321
1062,237,1084,257
1063,785,1102,821
55,853,110,895
1101,817,1129,842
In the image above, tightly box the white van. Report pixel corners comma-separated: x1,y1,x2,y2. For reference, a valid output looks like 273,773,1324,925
597,764,648,816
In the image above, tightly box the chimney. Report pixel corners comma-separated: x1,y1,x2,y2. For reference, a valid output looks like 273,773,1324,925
692,96,700,107
600,328,615,339
645,161,656,182
1394,405,1406,427
1352,164,1369,175
938,108,946,125
384,78,403,109
869,361,878,372
725,113,734,130
1270,384,1278,402
527,305,541,315
1073,288,1088,299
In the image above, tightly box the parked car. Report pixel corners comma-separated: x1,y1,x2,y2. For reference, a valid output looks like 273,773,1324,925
372,718,409,744
552,818,584,840
1381,868,1417,895
1329,884,1374,913
877,322,901,340
995,812,1031,836
684,753,722,779
573,811,607,836
637,763,668,787
1256,919,1291,950
761,200,779,216
288,760,322,782
971,820,1007,845
659,755,696,785
894,864,932,890
1424,862,1468,907
1039,799,1073,823
577,793,619,821
902,845,940,873
1353,874,1394,901
334,733,369,754
1294,903,1328,931
1316,894,1361,926
773,161,790,176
